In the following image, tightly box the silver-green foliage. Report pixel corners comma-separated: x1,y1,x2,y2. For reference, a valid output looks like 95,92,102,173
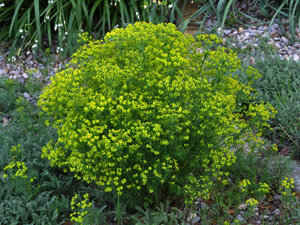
240,56,300,157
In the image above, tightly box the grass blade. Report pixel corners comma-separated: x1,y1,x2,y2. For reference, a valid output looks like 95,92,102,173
34,0,41,43
178,2,212,33
268,0,289,33
220,0,236,30
9,0,24,36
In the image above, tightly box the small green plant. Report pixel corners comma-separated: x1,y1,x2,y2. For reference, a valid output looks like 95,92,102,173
131,201,187,225
39,22,276,210
0,76,82,224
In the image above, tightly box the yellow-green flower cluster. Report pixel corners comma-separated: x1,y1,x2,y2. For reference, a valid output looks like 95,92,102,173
257,182,270,195
280,177,295,196
272,143,278,151
70,193,92,224
2,145,30,180
246,198,259,206
238,179,251,193
39,22,276,206
3,161,28,178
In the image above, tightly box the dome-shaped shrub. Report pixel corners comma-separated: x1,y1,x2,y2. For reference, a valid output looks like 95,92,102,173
39,22,275,207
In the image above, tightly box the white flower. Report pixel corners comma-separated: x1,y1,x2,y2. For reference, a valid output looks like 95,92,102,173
168,4,173,9
19,29,24,33
45,15,50,20
26,51,31,55
54,23,63,31
11,56,16,62
56,47,64,53
0,3,4,7
21,35,24,39
114,24,119,29
135,12,140,19
48,0,54,4
32,44,37,49
65,31,68,35
35,39,38,43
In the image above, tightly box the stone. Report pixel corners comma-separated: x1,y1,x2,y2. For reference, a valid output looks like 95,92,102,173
0,69,6,75
278,49,287,54
293,54,300,62
187,213,198,223
238,27,244,33
23,73,29,79
270,23,279,33
238,203,247,210
200,202,208,210
273,208,281,216
294,43,300,48
244,32,250,38
236,214,244,222
274,42,281,49
3,67,9,73
291,160,300,192
206,19,213,26
23,92,31,101
224,29,231,35
192,216,200,224
262,33,269,38
281,36,289,43
263,215,269,219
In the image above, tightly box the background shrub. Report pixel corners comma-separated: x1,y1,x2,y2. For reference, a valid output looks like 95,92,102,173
0,0,181,59
39,22,276,209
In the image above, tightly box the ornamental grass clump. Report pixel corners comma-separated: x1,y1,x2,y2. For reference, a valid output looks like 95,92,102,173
38,22,275,207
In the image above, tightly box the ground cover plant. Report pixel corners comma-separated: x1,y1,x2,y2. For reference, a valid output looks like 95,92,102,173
0,77,70,224
238,55,300,159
